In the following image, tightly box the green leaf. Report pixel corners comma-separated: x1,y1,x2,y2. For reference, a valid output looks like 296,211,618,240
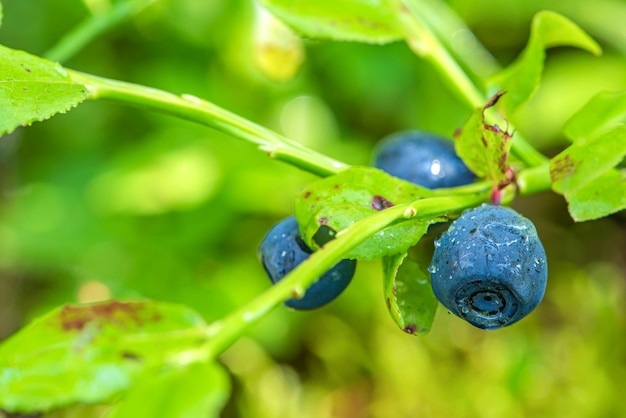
0,300,207,413
564,91,626,143
454,92,513,184
382,252,438,336
259,0,401,43
294,166,436,260
550,126,626,221
0,44,89,136
109,362,230,418
565,169,626,222
488,11,601,114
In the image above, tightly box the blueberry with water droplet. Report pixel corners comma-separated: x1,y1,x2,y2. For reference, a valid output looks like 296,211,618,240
429,204,547,329
372,131,476,189
258,216,356,310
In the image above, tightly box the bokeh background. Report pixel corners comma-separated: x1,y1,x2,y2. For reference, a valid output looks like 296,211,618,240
1,0,625,417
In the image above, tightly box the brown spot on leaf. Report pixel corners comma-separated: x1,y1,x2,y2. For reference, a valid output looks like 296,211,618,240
403,324,417,334
550,154,578,183
59,300,160,332
121,351,142,361
485,91,506,108
371,195,394,211
303,191,311,199
318,216,329,226
481,92,513,139
386,297,391,309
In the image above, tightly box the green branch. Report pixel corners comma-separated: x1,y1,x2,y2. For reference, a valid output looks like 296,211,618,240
45,0,157,63
69,70,349,177
200,192,489,359
387,0,548,168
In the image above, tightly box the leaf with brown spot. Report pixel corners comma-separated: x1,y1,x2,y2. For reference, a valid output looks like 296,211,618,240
295,166,437,260
550,126,626,221
454,92,513,185
0,300,206,413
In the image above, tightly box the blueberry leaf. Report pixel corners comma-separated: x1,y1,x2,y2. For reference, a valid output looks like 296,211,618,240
550,126,626,221
294,167,436,260
258,0,401,44
563,91,626,143
453,92,513,184
0,44,89,136
382,252,438,336
488,11,601,114
565,169,626,222
0,300,207,413
109,362,230,418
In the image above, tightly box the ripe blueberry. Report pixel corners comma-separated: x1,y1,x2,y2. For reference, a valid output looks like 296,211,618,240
429,204,547,329
258,216,356,310
372,131,476,189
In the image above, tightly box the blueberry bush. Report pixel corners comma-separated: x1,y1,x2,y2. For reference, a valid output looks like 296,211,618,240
0,0,625,417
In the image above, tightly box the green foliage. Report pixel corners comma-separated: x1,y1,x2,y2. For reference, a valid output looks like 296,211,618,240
109,362,230,418
0,0,624,417
259,0,401,43
453,92,513,184
489,11,601,114
0,300,207,412
563,90,626,142
382,252,438,336
294,167,436,260
0,45,89,136
550,126,626,221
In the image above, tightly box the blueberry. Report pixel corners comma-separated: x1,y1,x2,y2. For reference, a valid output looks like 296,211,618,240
372,131,476,189
429,204,547,329
258,216,356,310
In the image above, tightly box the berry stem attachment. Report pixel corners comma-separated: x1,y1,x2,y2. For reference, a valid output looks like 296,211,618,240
68,70,350,178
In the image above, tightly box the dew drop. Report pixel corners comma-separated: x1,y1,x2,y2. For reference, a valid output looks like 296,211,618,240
428,265,438,274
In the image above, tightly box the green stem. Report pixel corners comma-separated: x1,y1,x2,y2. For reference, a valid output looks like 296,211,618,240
202,193,488,359
517,162,552,195
388,0,548,168
44,0,156,63
415,0,500,80
69,70,349,177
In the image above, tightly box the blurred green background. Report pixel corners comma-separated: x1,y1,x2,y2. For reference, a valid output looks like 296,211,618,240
0,0,625,417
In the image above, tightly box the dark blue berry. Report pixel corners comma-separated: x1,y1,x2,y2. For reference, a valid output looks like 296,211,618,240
258,216,356,310
429,204,547,329
373,131,476,189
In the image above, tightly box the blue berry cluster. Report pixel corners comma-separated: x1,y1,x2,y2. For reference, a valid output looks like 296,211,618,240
373,131,547,329
258,131,548,328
